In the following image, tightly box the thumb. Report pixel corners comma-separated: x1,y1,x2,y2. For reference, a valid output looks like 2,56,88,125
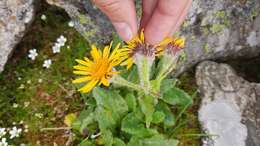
93,0,137,41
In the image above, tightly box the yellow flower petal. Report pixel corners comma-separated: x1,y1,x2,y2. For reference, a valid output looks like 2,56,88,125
101,77,110,87
79,80,98,93
103,46,110,58
91,45,102,61
73,65,90,71
75,59,91,67
174,38,185,48
73,71,90,75
140,29,145,43
72,76,92,83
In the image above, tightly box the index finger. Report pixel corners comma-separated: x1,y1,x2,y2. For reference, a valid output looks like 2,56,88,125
144,0,191,45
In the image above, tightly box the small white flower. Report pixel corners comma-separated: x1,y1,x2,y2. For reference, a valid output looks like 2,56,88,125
27,80,31,84
20,143,26,146
67,45,70,49
38,79,43,83
12,122,16,125
18,84,25,89
52,43,61,54
24,125,28,129
13,103,18,108
43,59,52,69
68,21,74,27
24,101,30,107
28,49,38,60
0,128,6,138
56,35,67,47
0,138,8,146
9,127,22,139
24,129,28,133
35,113,43,119
19,121,24,124
41,14,47,21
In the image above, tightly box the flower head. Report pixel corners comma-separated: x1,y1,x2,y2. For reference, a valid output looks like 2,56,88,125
73,42,125,93
165,37,185,55
68,21,75,27
0,138,8,146
121,30,156,69
157,37,185,55
52,43,61,54
9,127,22,139
41,14,47,21
57,35,67,46
0,128,6,138
28,49,38,60
43,59,52,68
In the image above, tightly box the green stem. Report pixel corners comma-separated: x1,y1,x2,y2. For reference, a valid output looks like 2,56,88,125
111,75,143,92
156,54,175,82
136,54,152,93
177,133,218,137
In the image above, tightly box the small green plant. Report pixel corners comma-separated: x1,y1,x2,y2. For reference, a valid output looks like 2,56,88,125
69,31,194,146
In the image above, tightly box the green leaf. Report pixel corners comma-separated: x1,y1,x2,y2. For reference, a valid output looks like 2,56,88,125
95,106,117,131
138,95,154,127
102,130,113,146
93,87,128,114
113,138,126,146
78,139,95,146
127,137,141,146
142,135,179,146
162,87,193,106
121,112,158,138
160,79,177,94
72,109,95,133
127,135,178,146
125,93,136,112
152,111,165,124
93,87,128,131
156,102,175,128
127,65,139,83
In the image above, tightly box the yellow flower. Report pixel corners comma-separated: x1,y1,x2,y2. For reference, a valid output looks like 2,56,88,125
72,42,124,93
120,29,185,69
156,37,185,55
121,30,156,69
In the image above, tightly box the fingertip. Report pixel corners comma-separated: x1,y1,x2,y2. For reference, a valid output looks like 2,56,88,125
93,0,138,42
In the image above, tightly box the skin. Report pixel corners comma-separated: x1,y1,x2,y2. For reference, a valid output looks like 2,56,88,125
92,0,192,45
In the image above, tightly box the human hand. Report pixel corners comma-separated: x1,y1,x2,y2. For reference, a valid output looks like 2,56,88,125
92,0,192,45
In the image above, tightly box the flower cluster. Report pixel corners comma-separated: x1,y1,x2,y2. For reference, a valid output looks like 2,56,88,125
27,35,68,69
0,124,25,146
72,30,185,93
52,35,67,54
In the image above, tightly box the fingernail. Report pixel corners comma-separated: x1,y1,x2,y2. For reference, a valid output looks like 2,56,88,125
113,22,133,41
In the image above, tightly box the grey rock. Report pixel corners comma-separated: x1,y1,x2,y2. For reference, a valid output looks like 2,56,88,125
47,0,260,75
0,0,35,72
46,0,115,44
196,61,260,146
175,0,260,75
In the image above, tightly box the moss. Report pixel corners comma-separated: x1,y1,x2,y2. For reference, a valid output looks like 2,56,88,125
215,11,230,26
78,14,91,24
250,6,259,21
203,43,210,53
210,24,225,33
